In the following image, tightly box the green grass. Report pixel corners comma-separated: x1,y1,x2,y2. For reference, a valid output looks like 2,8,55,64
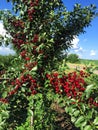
80,59,98,66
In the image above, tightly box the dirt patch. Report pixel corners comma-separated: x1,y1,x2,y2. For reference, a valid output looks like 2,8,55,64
67,63,85,70
52,103,80,130
67,63,98,74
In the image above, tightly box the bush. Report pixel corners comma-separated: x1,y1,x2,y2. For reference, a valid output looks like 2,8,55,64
0,55,16,70
67,54,80,63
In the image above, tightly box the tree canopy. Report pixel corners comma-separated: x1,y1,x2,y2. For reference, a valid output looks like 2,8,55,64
0,1,98,129
0,0,97,61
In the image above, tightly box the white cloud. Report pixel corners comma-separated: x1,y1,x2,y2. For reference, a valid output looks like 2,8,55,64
0,21,15,55
90,50,96,56
71,36,79,49
74,47,84,53
77,53,83,59
71,36,85,54
0,46,15,55
0,22,7,37
69,37,98,60
0,21,11,39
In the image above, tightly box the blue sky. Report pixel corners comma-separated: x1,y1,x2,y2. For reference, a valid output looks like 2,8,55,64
63,0,98,60
0,0,98,59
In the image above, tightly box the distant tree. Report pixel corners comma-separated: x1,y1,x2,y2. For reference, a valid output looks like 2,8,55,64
67,53,80,63
0,55,17,70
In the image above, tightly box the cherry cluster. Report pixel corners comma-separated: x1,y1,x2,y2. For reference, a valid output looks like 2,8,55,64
20,50,27,58
0,74,38,104
0,98,8,104
12,38,25,48
88,97,98,107
31,45,44,57
20,50,31,61
46,71,98,107
24,61,37,70
0,34,40,104
0,62,39,104
46,71,86,97
9,74,38,96
27,0,39,21
9,20,26,48
32,34,39,43
11,20,24,28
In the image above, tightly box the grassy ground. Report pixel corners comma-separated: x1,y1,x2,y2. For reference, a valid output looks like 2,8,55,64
80,59,98,66
80,59,98,67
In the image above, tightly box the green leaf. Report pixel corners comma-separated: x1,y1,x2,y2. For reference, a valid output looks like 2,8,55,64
28,109,33,116
75,116,84,127
85,84,94,92
24,5,28,12
37,93,42,98
81,104,86,112
31,66,37,71
80,121,87,128
86,110,93,119
85,84,94,98
73,110,80,117
65,106,69,113
93,117,98,125
0,121,5,127
0,126,3,130
2,80,7,88
84,125,92,130
21,87,25,92
65,106,76,115
49,39,54,43
1,111,9,117
2,91,8,98
20,10,24,15
71,116,76,123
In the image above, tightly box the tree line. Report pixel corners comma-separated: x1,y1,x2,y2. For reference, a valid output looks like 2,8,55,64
0,54,16,71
